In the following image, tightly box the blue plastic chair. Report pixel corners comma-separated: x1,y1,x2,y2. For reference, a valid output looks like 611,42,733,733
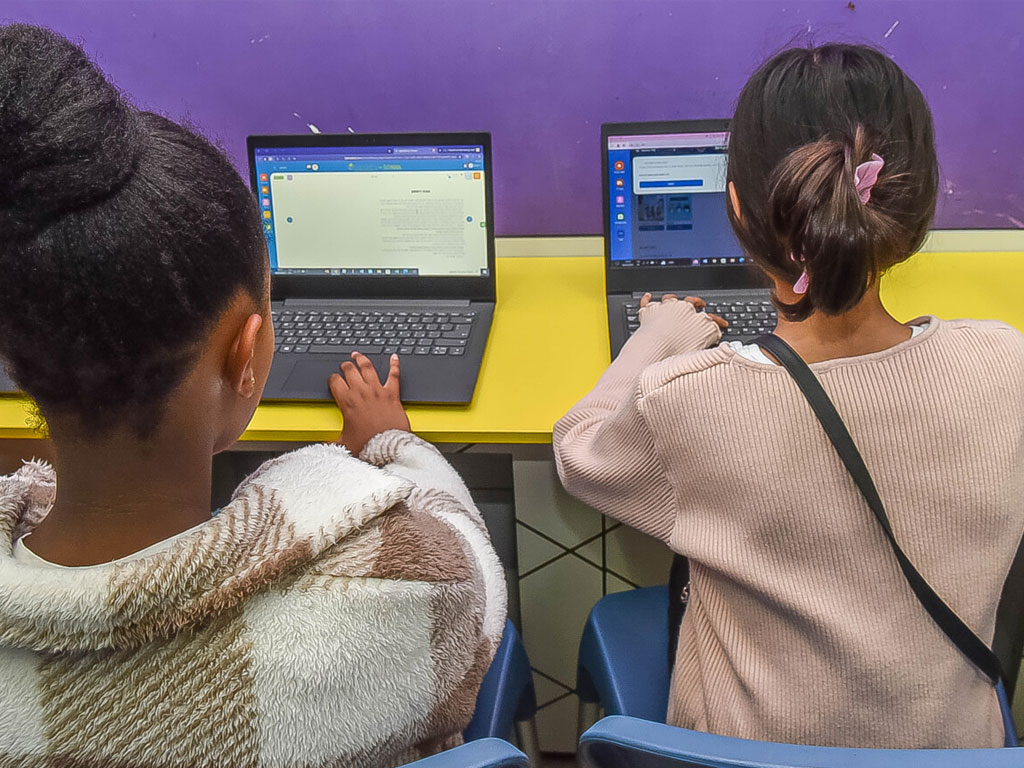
401,737,529,767
576,587,1021,746
576,586,671,731
578,716,1024,768
465,619,539,758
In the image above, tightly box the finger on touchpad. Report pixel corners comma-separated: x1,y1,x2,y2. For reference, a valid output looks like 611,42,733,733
283,356,385,391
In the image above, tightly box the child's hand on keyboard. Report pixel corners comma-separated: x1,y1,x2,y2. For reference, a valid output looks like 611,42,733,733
639,293,729,330
330,352,411,455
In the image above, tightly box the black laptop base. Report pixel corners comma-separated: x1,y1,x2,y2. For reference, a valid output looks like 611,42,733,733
263,300,494,404
607,289,776,358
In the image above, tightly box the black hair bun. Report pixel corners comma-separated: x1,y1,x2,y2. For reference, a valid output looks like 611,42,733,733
0,24,141,238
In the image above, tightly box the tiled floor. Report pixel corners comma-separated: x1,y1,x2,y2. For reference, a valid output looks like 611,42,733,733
513,458,674,752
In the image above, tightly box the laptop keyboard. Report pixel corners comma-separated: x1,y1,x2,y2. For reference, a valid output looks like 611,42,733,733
272,308,476,358
623,297,777,343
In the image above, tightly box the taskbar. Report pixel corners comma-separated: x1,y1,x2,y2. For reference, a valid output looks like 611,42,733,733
612,256,748,268
272,266,491,277
273,267,421,276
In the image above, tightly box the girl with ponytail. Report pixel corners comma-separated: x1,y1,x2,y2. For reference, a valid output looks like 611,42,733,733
556,44,1024,748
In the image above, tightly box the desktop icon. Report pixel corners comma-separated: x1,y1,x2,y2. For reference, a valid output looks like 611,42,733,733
614,161,625,171
262,198,270,207
616,179,624,187
616,213,625,221
615,195,625,205
259,173,268,182
260,185,269,194
263,211,271,220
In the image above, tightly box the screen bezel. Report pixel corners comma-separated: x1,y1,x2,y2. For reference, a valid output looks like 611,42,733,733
602,119,764,294
247,132,496,302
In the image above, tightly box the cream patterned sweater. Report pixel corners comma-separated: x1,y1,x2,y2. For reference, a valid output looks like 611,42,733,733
0,431,506,767
554,300,1024,748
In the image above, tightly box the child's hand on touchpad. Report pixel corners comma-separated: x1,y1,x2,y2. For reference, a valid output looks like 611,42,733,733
330,352,411,456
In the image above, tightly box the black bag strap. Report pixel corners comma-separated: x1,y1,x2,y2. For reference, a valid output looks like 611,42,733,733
754,333,1005,686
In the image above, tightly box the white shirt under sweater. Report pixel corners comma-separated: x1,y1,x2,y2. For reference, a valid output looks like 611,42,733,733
729,322,929,364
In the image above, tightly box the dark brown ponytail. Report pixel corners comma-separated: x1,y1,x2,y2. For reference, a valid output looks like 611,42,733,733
767,126,906,320
727,45,938,320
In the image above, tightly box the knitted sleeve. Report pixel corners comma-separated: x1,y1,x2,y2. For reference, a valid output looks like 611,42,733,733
553,300,720,542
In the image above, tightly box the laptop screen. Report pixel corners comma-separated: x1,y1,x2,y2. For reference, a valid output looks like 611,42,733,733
252,143,490,278
606,130,745,269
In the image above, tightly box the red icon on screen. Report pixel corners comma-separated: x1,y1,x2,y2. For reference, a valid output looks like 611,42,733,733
259,173,268,182
613,161,625,171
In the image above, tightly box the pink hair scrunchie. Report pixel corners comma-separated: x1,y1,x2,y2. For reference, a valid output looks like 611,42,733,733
791,153,885,295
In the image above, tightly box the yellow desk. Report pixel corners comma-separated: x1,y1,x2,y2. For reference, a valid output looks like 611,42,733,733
1,251,1022,443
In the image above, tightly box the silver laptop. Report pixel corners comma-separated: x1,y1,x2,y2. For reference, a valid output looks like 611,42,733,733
603,119,775,357
248,132,496,403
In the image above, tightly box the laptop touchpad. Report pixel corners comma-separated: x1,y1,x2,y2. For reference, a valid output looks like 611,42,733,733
282,357,386,393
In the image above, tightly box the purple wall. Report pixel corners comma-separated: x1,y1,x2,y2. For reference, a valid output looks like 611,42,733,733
4,0,1022,235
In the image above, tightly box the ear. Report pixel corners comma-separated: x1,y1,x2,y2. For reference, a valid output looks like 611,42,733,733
225,313,264,398
728,181,742,221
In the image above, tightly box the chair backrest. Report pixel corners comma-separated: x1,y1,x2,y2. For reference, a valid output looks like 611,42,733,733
576,585,671,722
578,716,1024,768
464,619,537,741
400,737,529,767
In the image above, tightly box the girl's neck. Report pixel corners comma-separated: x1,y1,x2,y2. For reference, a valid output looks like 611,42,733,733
22,427,216,567
771,284,914,364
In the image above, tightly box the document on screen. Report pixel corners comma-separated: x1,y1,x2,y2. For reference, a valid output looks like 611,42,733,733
270,170,488,275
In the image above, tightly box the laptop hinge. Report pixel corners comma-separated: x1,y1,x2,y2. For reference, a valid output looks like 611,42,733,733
282,298,471,308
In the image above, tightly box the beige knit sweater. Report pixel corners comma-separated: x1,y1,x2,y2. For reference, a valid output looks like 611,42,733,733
0,431,506,767
554,300,1024,749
